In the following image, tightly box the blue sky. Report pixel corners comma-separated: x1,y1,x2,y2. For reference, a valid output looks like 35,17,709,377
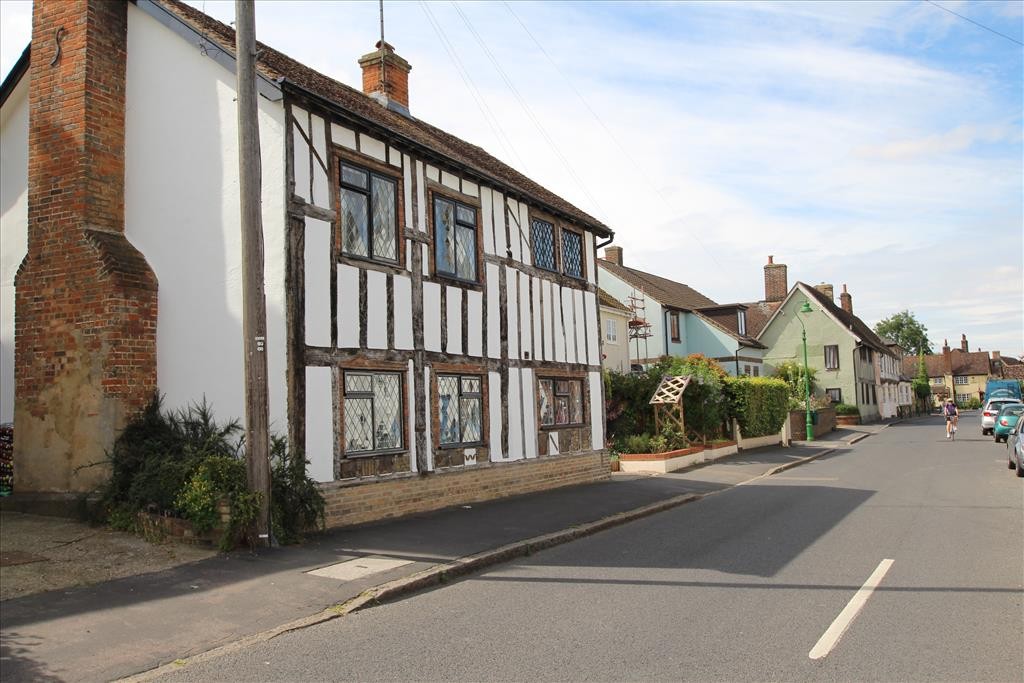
2,0,1021,356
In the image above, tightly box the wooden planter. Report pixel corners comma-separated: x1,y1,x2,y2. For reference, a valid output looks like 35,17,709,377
835,414,861,426
619,446,705,474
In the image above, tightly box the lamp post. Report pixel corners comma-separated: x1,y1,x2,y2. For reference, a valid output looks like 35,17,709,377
795,301,815,441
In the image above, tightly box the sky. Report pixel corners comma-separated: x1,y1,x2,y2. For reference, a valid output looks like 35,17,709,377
2,0,1022,356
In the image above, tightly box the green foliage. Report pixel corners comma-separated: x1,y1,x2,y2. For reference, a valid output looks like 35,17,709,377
912,352,931,399
270,436,326,545
874,310,932,356
662,354,729,442
605,367,662,443
834,403,860,416
772,361,818,401
724,376,789,437
175,455,259,550
963,397,982,410
615,425,689,455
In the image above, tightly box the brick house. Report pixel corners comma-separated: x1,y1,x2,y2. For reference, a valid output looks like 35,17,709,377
0,0,613,526
901,335,1004,407
597,247,766,375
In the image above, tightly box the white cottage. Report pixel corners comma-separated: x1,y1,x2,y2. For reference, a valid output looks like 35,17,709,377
0,0,613,526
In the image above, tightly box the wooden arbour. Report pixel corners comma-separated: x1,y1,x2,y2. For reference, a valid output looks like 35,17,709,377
650,375,691,435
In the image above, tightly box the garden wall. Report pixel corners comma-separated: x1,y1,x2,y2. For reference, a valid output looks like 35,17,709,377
787,406,836,440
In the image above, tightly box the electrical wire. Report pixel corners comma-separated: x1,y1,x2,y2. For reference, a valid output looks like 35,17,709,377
449,1,608,221
500,1,724,271
924,0,1023,46
417,1,531,175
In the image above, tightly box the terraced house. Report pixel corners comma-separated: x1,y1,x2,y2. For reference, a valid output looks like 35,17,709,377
0,0,613,526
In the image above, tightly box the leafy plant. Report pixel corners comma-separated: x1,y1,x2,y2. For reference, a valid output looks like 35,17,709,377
270,437,325,545
834,403,860,416
725,376,789,437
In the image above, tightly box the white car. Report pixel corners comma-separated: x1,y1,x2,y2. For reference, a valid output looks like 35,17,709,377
982,398,1020,435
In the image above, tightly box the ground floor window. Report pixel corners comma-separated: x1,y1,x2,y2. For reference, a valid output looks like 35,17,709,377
539,378,584,426
956,393,971,404
438,375,483,446
826,388,842,404
343,371,404,454
752,366,760,377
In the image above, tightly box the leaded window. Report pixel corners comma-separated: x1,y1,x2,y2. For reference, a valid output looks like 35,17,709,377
343,372,403,454
438,375,483,446
532,219,556,271
562,230,582,278
339,161,398,262
538,378,584,427
434,197,478,281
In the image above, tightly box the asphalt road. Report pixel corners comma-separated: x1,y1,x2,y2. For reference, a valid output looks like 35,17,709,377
162,417,1024,682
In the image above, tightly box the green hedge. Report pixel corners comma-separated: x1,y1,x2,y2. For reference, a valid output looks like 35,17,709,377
724,376,789,437
834,403,860,416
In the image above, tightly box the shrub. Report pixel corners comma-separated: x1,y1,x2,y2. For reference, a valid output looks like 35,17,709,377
834,403,860,416
725,377,789,438
271,437,325,545
662,354,728,443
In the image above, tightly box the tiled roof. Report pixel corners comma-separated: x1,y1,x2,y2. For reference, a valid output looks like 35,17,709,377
739,301,781,338
598,260,717,312
799,282,891,355
155,0,611,237
598,288,630,313
901,350,994,378
1003,364,1024,380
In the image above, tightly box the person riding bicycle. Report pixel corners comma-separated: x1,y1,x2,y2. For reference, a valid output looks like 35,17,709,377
944,399,959,439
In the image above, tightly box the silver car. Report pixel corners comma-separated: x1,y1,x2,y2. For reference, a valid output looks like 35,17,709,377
982,398,1019,435
1008,426,1024,478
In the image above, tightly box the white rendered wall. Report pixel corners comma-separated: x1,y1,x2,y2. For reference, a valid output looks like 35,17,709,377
124,4,288,434
0,76,29,424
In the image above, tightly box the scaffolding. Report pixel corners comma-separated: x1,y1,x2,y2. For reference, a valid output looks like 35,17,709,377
627,288,653,370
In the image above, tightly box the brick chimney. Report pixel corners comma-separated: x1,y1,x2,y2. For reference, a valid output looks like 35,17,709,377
960,334,968,352
764,256,787,303
814,283,834,302
942,339,953,375
359,41,412,115
15,0,157,492
839,284,853,314
603,246,623,266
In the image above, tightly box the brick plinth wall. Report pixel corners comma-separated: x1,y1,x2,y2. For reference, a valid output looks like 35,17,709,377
14,0,157,492
321,451,609,529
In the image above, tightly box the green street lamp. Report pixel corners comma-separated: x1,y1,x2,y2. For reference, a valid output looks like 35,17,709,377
795,300,815,441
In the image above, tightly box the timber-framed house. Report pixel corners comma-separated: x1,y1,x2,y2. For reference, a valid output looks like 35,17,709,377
0,0,614,525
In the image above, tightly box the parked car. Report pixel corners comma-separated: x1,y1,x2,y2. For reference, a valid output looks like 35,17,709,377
981,398,1020,435
1007,427,1024,478
992,404,1024,443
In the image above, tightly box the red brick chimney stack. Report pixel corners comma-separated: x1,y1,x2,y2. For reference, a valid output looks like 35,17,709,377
960,334,968,352
764,256,788,303
16,0,157,492
603,246,623,266
359,41,412,113
839,284,853,314
942,339,953,375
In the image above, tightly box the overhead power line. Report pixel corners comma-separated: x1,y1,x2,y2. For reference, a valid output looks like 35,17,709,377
924,0,1023,46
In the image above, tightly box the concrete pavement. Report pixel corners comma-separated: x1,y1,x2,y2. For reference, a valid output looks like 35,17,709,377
0,424,892,683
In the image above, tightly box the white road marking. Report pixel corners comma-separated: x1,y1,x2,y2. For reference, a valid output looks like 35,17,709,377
809,558,895,660
306,556,413,581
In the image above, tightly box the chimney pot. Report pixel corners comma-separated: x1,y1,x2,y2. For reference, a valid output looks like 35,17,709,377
359,42,412,114
763,257,788,303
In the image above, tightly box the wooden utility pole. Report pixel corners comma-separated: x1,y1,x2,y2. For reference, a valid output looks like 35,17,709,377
235,0,271,546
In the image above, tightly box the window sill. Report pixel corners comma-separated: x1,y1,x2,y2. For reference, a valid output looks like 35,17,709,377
342,448,408,459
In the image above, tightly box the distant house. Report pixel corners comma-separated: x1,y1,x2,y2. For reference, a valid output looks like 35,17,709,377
883,339,914,418
597,247,765,376
901,335,1002,407
757,281,897,422
598,289,632,374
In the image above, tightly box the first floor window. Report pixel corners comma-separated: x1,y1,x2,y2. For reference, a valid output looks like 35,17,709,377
532,219,556,271
669,312,681,343
339,161,398,262
932,377,944,385
539,378,584,426
343,372,403,454
826,388,842,404
824,345,840,370
438,375,483,446
434,196,478,281
953,375,968,385
752,366,760,377
605,318,617,343
562,230,583,279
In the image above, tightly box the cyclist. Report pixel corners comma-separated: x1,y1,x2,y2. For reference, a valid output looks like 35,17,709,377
944,399,959,439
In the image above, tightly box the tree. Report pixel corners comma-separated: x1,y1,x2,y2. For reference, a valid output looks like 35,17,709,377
874,310,933,355
912,352,931,400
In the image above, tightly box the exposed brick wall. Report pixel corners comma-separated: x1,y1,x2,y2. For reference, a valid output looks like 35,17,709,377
763,256,787,303
358,44,411,109
321,451,609,529
14,0,157,492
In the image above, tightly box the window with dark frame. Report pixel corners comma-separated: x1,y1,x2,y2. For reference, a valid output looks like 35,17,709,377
434,196,478,282
538,378,585,427
753,366,760,377
343,372,404,455
737,310,747,336
669,312,681,343
531,219,556,271
562,230,583,279
438,375,483,446
824,345,840,370
339,161,398,262
826,388,842,404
